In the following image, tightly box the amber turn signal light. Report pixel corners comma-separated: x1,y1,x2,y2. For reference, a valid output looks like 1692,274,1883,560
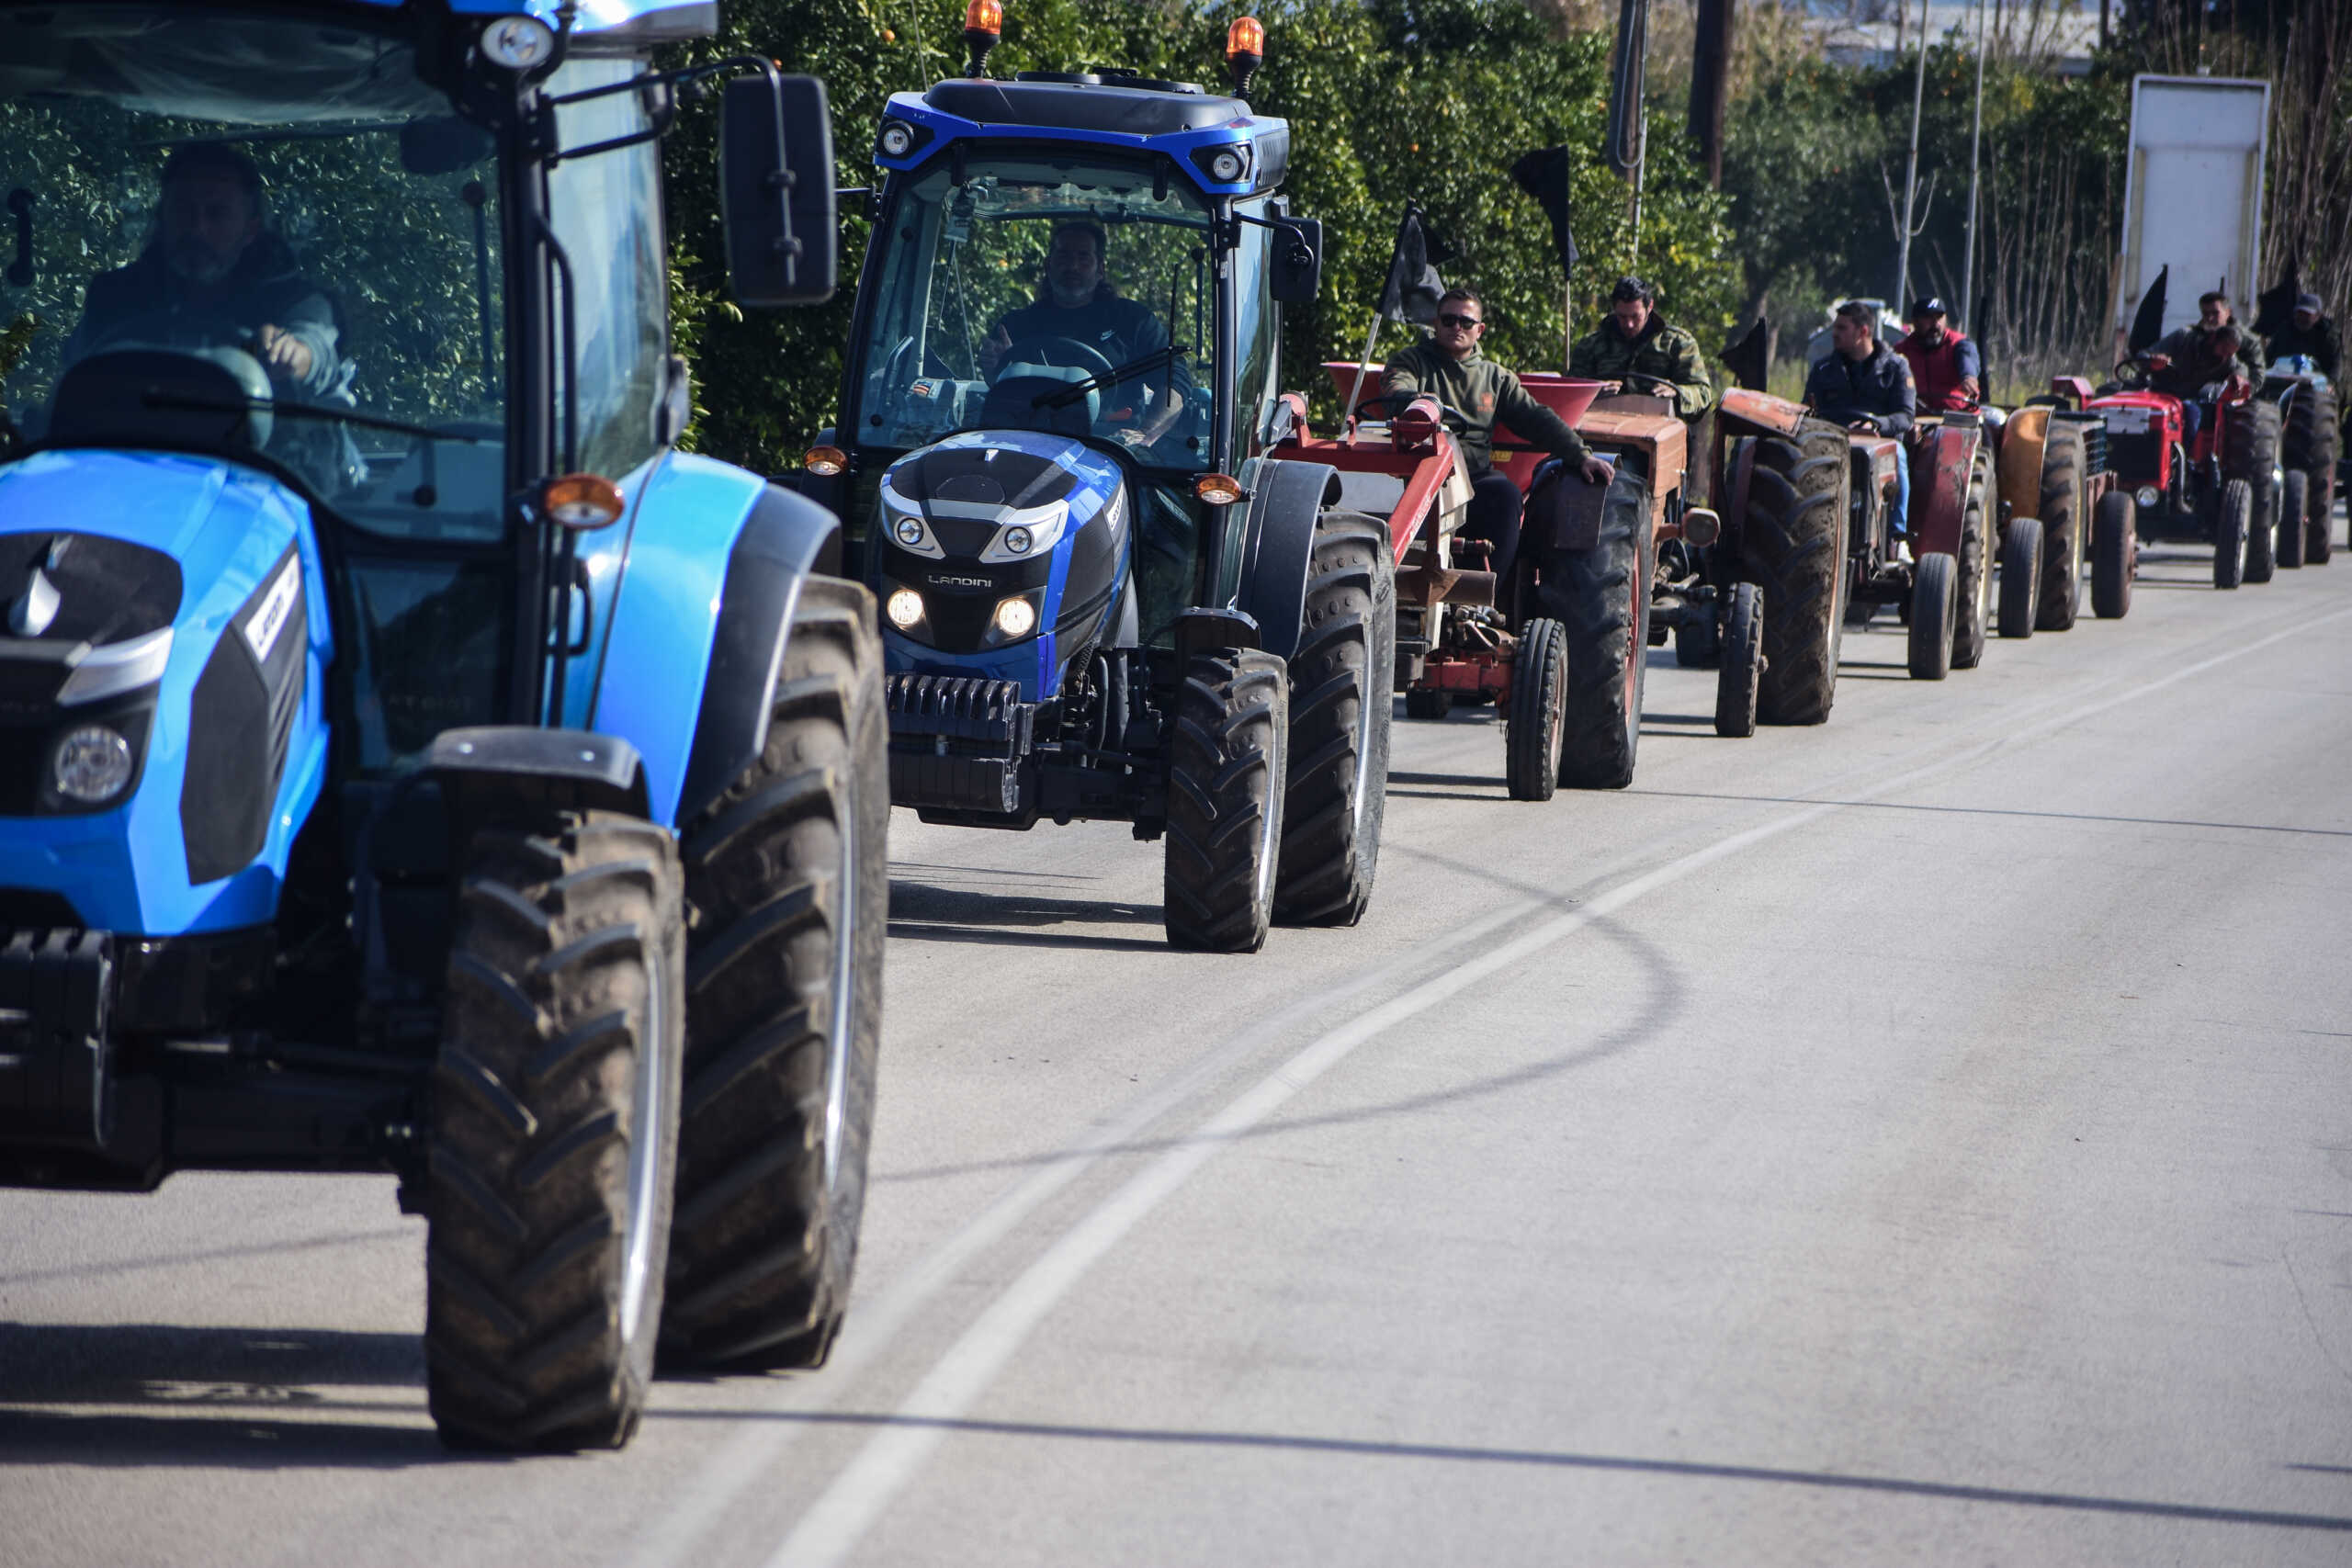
541,473,626,530
1193,473,1245,506
803,445,848,478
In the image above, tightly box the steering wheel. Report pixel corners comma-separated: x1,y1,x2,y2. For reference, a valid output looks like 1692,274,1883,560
991,334,1117,386
1352,389,1476,432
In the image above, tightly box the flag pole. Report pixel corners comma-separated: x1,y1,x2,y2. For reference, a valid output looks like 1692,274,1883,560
1343,312,1382,439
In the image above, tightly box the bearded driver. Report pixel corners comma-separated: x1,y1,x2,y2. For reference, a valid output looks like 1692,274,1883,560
1568,276,1713,417
1382,288,1613,583
1893,297,1983,412
66,141,341,398
979,220,1188,452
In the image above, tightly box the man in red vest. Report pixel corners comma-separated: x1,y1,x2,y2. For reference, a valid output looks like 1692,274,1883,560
1893,297,1982,412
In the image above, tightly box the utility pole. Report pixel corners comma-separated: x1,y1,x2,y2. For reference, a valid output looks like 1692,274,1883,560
1894,0,1930,311
1689,0,1735,188
1962,0,1987,333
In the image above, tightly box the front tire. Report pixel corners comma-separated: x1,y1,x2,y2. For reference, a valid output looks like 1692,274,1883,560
1998,514,2043,638
1908,552,1958,680
2278,469,2312,572
1546,468,1653,789
2035,424,2086,628
2092,489,2134,618
662,577,888,1371
1276,512,1395,927
1714,581,1763,738
1166,649,1287,953
1951,454,1993,670
1504,617,1566,802
2213,478,2251,590
426,812,685,1451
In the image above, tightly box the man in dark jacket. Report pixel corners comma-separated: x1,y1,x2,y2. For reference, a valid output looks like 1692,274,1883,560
1805,299,1917,535
1568,276,1714,417
65,142,342,400
2142,292,2261,447
2266,292,2340,380
1384,287,1613,582
979,220,1188,451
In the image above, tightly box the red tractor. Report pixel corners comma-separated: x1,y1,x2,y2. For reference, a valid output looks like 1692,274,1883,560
1832,408,2007,681
2084,363,2283,590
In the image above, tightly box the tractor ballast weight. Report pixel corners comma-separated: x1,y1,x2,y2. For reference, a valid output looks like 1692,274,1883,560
0,3,888,1453
801,36,1391,949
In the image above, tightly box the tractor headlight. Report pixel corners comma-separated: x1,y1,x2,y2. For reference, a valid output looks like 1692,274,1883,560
991,595,1038,640
978,500,1072,563
480,15,557,69
878,120,917,158
1001,525,1033,557
895,516,926,547
886,587,926,630
879,481,944,558
52,725,134,805
2136,485,2159,508
1207,148,1246,183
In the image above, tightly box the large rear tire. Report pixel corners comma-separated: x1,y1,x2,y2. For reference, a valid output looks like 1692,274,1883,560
1908,552,1957,680
2091,489,2134,619
1952,454,1993,669
1504,617,1566,802
1737,423,1849,725
426,812,685,1451
2034,425,2086,628
1275,510,1394,927
1547,469,1653,789
2283,379,2337,562
662,578,887,1371
2212,478,2251,590
1997,514,2043,638
2278,468,2311,571
1714,581,1763,738
1165,649,1287,953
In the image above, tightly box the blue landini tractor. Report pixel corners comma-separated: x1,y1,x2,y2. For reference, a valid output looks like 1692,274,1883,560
0,0,888,1450
795,8,1396,952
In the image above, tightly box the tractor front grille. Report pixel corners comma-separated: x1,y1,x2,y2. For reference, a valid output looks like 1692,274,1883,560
2105,430,2164,486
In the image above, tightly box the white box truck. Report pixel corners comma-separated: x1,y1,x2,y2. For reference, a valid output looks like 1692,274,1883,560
2116,74,2271,342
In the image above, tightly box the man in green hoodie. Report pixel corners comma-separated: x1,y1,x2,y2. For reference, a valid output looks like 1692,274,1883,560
1382,287,1613,582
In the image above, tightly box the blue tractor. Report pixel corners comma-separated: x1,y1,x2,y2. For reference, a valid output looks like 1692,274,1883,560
797,10,1396,952
0,0,888,1450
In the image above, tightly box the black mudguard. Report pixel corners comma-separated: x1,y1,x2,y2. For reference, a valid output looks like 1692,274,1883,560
676,485,842,826
1236,457,1341,660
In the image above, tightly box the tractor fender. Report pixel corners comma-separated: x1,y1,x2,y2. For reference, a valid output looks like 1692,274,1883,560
1907,423,1981,558
589,453,841,829
1235,457,1341,661
425,728,651,840
1998,405,2052,524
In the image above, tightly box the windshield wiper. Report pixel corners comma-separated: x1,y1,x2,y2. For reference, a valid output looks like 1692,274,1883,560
1033,344,1193,410
140,390,494,445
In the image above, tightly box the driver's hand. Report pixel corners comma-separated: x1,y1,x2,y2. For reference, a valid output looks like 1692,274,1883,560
1958,376,1982,401
2145,352,2171,371
978,324,1012,377
1848,417,1880,433
1578,455,1614,486
255,324,313,382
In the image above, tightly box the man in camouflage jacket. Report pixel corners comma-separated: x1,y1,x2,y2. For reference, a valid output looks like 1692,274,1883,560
1569,276,1714,418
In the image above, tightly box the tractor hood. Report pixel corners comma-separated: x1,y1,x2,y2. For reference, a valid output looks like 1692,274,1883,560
871,430,1130,702
0,449,330,934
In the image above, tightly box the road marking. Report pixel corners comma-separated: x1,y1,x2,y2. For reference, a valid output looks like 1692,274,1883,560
762,601,2352,1566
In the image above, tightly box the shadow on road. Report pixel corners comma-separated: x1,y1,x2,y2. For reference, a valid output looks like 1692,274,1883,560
650,1408,2352,1536
0,1323,468,1470
887,879,1168,953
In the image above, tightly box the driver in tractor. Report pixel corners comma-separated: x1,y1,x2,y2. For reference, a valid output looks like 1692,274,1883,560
2266,291,2339,381
1805,298,1917,539
1567,275,1714,418
1893,296,1997,428
1382,286,1613,583
2137,290,2263,449
64,141,345,401
978,218,1190,453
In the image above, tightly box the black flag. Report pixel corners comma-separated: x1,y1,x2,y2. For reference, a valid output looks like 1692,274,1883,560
2127,265,2168,356
2253,259,2301,341
1510,146,1578,282
1377,205,1447,325
1721,318,1772,391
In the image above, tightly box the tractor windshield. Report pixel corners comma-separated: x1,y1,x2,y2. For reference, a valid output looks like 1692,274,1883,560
850,152,1213,470
0,6,509,542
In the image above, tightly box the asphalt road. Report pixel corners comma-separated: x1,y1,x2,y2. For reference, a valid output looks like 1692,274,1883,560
7,519,2352,1566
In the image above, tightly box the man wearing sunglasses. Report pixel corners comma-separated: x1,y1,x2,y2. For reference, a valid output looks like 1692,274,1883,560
1383,288,1613,583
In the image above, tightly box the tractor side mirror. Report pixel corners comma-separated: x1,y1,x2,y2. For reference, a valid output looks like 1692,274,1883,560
720,73,837,307
1269,216,1321,306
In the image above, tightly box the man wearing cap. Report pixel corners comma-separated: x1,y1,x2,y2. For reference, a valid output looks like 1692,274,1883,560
66,141,342,400
1893,298,1982,412
2266,292,2340,381
2140,291,2262,447
1384,286,1613,584
1569,276,1714,418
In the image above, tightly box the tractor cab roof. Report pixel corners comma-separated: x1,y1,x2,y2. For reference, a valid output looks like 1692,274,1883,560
876,72,1289,198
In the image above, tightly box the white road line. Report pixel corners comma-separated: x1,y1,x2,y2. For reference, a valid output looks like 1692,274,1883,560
759,600,2352,1568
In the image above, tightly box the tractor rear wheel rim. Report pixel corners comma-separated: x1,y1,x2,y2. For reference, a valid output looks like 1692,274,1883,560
823,798,858,1197
619,955,668,1346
